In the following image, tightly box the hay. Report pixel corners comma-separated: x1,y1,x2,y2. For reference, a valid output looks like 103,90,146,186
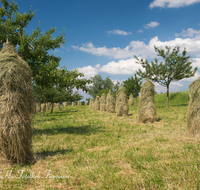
106,90,115,113
85,102,87,105
138,79,157,123
72,102,76,106
77,101,81,106
187,77,200,136
0,42,35,164
100,93,106,111
91,99,95,110
95,96,100,111
63,102,68,107
129,94,134,106
46,102,51,110
89,99,94,109
37,103,41,112
116,86,129,116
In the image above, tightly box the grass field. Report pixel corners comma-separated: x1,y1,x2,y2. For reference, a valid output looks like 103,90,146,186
1,91,200,189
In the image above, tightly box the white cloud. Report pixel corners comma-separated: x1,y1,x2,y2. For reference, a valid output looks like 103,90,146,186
95,64,100,68
175,28,200,38
107,29,132,36
77,65,98,79
99,58,144,75
149,0,200,8
137,29,143,33
72,33,200,59
144,21,160,29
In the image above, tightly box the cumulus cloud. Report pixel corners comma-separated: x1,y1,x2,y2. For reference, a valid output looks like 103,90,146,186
175,28,200,38
107,29,132,35
149,0,200,9
144,21,160,29
77,65,98,79
99,58,144,75
72,32,200,59
137,29,143,33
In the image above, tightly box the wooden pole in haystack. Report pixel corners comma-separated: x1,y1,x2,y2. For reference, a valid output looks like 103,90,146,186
0,41,35,164
100,93,106,111
116,86,129,116
187,77,200,136
138,79,157,123
106,90,115,113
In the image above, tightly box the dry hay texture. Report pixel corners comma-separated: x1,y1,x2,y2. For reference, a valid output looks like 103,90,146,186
0,42,35,164
72,102,76,106
116,86,129,116
36,103,41,112
85,102,87,105
78,101,81,106
95,96,100,111
91,99,95,110
138,79,157,123
89,99,94,109
63,102,68,107
129,93,134,106
106,90,115,113
100,93,106,111
46,102,51,110
187,77,200,136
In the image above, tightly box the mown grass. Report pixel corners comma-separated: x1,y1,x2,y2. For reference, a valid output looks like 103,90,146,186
1,91,200,189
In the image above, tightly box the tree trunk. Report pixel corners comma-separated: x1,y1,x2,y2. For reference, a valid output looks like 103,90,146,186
135,97,137,107
166,84,169,107
51,103,54,113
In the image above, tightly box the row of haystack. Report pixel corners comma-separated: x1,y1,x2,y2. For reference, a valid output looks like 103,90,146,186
77,101,81,106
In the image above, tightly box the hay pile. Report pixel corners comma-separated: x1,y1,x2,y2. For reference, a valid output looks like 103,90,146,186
78,101,81,106
116,86,129,116
89,99,94,109
187,77,200,136
37,103,41,112
0,42,35,164
72,102,76,106
91,99,95,110
85,102,87,105
138,79,157,123
95,96,100,111
106,90,115,113
129,94,134,106
63,102,68,107
100,93,106,111
46,102,51,110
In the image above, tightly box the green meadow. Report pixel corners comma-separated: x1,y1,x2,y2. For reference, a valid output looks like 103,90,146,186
1,91,200,189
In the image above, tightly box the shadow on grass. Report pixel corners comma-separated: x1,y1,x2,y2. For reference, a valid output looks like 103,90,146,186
36,147,73,160
156,104,188,108
33,125,105,136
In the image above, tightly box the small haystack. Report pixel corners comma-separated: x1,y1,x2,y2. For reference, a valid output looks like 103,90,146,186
0,42,35,164
46,102,51,110
138,79,157,123
63,102,68,107
72,102,76,106
116,86,129,116
90,99,94,109
100,93,106,111
129,94,134,106
187,77,200,136
95,96,100,111
106,90,115,113
85,102,87,105
37,103,41,112
77,101,81,106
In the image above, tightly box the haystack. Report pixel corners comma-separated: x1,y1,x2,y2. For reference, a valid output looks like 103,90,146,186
89,99,94,109
187,77,200,136
0,42,35,164
46,102,51,110
116,86,129,116
100,93,106,111
129,94,134,106
91,99,95,110
138,79,157,123
95,96,100,111
85,102,87,105
106,90,115,113
37,103,41,112
78,101,81,106
72,102,76,106
63,102,68,107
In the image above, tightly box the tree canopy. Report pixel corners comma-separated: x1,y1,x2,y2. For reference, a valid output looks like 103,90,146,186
134,45,197,107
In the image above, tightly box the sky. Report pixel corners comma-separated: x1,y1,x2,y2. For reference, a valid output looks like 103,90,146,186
2,0,200,100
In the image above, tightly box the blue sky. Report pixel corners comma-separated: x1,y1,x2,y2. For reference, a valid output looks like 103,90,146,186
3,0,200,100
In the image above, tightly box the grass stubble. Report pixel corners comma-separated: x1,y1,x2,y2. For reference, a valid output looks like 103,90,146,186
0,98,200,189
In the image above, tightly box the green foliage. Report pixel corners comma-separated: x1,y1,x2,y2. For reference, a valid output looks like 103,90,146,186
134,46,197,106
123,74,142,98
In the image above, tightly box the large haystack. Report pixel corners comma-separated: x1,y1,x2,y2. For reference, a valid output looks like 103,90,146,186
95,96,100,111
90,99,94,109
129,94,134,106
106,90,115,113
0,42,35,164
78,101,81,106
138,79,157,123
63,102,68,107
72,102,76,106
100,93,106,111
116,86,129,116
187,77,200,136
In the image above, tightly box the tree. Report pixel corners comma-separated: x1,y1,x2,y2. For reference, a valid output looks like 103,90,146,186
123,74,142,106
89,75,114,98
0,0,66,87
134,46,197,107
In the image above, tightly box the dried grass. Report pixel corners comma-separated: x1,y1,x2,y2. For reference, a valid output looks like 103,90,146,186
106,90,115,113
138,79,157,123
95,96,100,111
187,77,200,136
63,102,68,107
129,94,134,106
0,42,35,164
100,93,106,111
72,102,76,106
116,86,129,116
